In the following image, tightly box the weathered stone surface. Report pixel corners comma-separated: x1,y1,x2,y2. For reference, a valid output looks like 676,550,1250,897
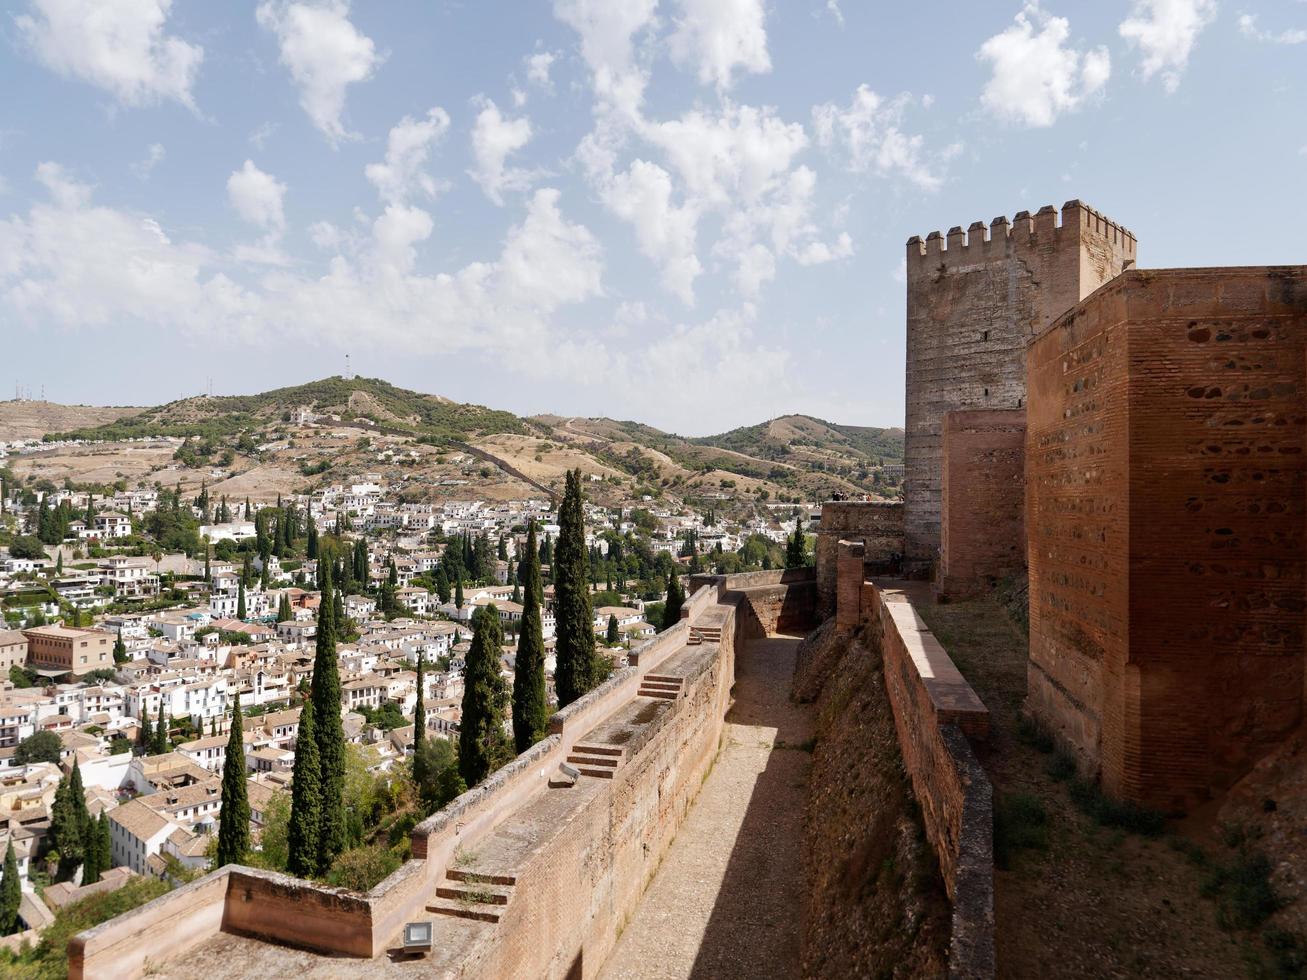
814,501,903,618
1026,266,1307,812
904,202,1137,576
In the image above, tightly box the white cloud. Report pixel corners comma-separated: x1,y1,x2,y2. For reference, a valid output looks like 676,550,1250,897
552,0,658,117
469,98,535,205
1119,0,1216,92
604,159,702,304
226,160,286,232
131,143,166,180
249,122,278,149
668,0,771,90
526,51,557,88
813,85,949,189
255,0,381,144
16,0,203,109
1,170,603,366
34,162,92,208
978,4,1111,127
827,1,844,27
365,108,451,205
1238,14,1307,45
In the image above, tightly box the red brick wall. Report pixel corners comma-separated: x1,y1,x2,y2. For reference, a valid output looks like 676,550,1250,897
937,409,1027,600
815,501,903,617
863,581,994,976
1027,267,1307,811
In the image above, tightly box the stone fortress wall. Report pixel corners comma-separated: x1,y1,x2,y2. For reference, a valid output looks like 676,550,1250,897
904,202,1137,576
69,572,816,980
1026,267,1307,811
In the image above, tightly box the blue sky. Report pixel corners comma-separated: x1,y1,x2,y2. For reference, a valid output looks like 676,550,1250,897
0,1,1303,434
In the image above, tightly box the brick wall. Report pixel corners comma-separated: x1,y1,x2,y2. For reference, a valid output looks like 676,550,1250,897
1027,267,1307,811
815,501,904,618
937,409,1027,600
904,202,1136,576
862,580,994,977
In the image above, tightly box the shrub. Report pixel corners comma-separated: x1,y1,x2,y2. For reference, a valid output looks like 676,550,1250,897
994,791,1050,868
1203,851,1281,930
1068,778,1165,837
325,843,403,893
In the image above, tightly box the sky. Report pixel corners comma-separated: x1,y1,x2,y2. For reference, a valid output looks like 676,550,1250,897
0,1,1303,435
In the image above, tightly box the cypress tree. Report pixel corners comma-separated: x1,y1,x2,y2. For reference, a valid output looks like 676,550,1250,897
412,650,427,791
95,811,111,881
153,704,169,755
434,567,450,605
786,513,807,568
287,694,321,878
81,815,101,885
138,709,152,750
237,581,246,620
113,633,127,664
216,699,249,867
606,614,620,645
56,552,63,575
306,512,318,559
663,570,685,630
0,841,19,935
455,573,464,610
553,470,596,706
310,565,346,872
512,523,549,754
459,606,509,787
241,553,252,589
51,761,89,880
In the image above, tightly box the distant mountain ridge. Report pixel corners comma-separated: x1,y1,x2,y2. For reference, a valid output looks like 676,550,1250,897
13,377,902,502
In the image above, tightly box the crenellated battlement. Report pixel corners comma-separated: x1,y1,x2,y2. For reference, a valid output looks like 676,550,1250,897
907,201,1136,269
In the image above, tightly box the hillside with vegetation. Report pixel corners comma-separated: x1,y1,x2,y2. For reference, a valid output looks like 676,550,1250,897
9,378,902,510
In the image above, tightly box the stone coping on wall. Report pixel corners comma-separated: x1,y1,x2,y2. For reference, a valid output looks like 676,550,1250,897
873,581,990,740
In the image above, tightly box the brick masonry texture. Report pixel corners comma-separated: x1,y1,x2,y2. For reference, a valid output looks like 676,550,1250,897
861,580,995,977
1026,267,1307,812
904,202,1137,576
815,501,904,618
937,409,1027,600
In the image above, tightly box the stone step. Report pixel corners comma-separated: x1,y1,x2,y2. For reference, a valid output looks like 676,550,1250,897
640,683,682,694
571,743,625,757
685,635,702,645
643,674,683,685
435,884,512,905
577,766,616,779
447,868,516,887
567,757,616,773
427,901,502,924
638,688,679,700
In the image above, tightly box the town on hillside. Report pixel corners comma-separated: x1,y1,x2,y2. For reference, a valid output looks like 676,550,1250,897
0,449,822,940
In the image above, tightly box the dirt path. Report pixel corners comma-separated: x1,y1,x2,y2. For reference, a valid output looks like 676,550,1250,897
597,634,813,980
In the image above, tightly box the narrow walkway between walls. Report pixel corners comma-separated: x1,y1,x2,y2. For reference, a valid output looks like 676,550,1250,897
596,633,813,980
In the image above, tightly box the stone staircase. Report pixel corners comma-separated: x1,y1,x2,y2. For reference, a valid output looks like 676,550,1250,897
566,742,627,779
638,674,684,701
428,868,517,924
686,625,722,646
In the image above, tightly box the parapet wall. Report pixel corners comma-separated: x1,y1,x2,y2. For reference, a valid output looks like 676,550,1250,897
815,501,904,618
693,567,817,637
70,579,815,979
903,201,1137,577
862,580,994,977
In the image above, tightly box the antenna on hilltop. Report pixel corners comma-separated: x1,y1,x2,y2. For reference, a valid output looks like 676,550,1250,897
346,353,352,380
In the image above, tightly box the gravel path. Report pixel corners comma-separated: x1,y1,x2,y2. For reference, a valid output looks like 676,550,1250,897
597,634,813,980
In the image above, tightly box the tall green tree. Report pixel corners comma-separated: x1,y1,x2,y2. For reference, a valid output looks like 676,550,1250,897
236,581,246,620
606,614,620,645
153,704,169,755
512,523,549,754
0,841,19,935
663,570,685,630
113,633,127,665
51,761,90,880
553,470,597,706
310,565,346,872
454,573,464,610
95,811,111,880
786,513,808,569
306,512,318,559
287,695,321,878
411,652,428,787
138,709,153,750
459,606,510,787
216,700,250,867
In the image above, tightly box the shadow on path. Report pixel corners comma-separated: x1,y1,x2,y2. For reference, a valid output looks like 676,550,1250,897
597,634,812,980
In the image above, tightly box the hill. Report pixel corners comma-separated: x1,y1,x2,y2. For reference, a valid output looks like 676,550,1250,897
11,378,902,511
0,401,142,443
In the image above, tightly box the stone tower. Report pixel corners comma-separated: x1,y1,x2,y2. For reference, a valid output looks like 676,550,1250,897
902,201,1137,576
